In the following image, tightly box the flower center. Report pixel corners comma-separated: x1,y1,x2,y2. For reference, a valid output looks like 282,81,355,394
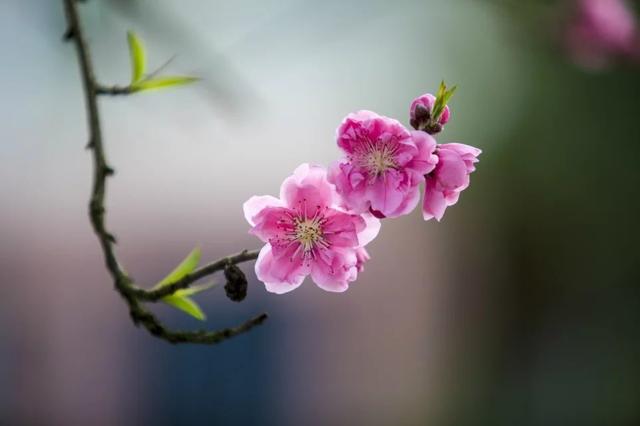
281,202,331,264
294,218,323,252
366,148,397,175
353,137,399,176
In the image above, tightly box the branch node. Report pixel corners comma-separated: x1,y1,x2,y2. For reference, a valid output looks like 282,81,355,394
63,27,76,41
89,200,104,216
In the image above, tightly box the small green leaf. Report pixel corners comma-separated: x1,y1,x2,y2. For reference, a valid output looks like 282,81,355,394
431,80,457,122
174,282,218,297
152,248,215,321
162,294,207,321
132,76,199,92
154,247,201,289
127,31,147,84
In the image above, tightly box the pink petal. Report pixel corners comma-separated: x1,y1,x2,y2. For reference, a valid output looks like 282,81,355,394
336,110,381,154
322,210,364,248
444,190,461,206
409,94,436,120
355,247,371,272
249,206,294,244
435,149,469,190
280,163,336,215
440,143,482,162
310,249,357,292
328,161,369,214
388,184,421,218
408,131,438,175
255,245,308,294
439,106,451,125
366,170,405,217
357,212,381,247
243,195,283,226
423,179,447,221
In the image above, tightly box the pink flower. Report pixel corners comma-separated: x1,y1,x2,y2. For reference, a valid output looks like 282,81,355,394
564,0,639,69
409,93,451,133
244,163,380,294
422,143,481,221
328,111,437,219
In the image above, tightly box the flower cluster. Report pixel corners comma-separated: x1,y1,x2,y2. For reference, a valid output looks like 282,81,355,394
244,85,481,294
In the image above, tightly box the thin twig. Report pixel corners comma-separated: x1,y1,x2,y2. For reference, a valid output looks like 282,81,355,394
62,0,266,345
95,84,134,95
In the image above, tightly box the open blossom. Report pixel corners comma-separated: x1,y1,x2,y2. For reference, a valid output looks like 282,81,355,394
243,163,380,294
564,0,639,69
422,143,481,221
328,110,437,219
409,93,451,133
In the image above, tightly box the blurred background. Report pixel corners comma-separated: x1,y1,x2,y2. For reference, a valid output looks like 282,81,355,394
1,0,639,424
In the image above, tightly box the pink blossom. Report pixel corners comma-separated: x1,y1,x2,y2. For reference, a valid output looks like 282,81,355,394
422,143,481,221
409,93,451,131
564,0,639,69
328,110,437,219
244,163,380,294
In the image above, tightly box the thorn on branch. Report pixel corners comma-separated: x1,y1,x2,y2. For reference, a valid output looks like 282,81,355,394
63,26,76,41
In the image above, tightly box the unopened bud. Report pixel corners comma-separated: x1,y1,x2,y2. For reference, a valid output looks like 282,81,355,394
409,93,451,134
224,264,248,302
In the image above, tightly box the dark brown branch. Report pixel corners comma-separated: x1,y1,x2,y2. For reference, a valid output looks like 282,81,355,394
62,0,267,345
133,310,268,344
96,84,134,95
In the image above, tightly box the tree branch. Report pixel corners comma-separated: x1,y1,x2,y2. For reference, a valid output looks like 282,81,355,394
95,84,134,95
62,0,267,345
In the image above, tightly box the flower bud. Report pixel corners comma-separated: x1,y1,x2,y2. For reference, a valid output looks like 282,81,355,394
224,263,248,302
409,93,450,134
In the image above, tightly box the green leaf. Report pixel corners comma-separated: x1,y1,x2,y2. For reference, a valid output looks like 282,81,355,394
127,31,147,84
132,76,199,92
174,282,218,297
431,80,457,122
162,294,207,321
152,247,213,321
154,247,201,289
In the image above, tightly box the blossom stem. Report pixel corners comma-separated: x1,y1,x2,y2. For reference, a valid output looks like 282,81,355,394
62,0,266,345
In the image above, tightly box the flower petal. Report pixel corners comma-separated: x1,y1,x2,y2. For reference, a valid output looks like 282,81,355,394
408,131,438,175
388,184,421,218
322,210,364,248
243,195,283,226
435,148,469,190
357,212,380,247
423,179,447,221
255,245,307,294
249,206,294,244
367,171,405,217
310,249,357,293
280,163,336,215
